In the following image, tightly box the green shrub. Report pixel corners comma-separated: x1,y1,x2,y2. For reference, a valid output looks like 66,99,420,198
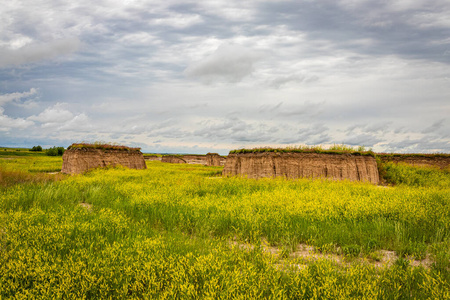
30,145,43,152
46,146,65,156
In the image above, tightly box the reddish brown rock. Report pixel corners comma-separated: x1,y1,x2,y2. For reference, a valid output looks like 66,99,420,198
62,148,146,174
223,152,379,184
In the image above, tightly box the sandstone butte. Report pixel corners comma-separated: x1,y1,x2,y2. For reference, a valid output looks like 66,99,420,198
223,152,380,184
206,153,225,166
61,146,147,175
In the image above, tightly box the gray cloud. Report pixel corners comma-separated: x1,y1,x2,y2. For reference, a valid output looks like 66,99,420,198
269,74,319,89
296,124,330,144
422,119,446,134
0,38,81,68
184,44,265,83
343,133,382,147
0,1,449,153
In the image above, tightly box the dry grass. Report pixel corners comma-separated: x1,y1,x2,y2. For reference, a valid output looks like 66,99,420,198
0,169,65,188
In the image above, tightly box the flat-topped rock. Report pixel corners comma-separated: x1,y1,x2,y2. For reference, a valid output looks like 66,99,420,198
161,155,186,164
223,152,379,184
62,144,146,174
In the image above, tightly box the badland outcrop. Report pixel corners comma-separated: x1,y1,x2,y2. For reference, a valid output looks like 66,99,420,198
206,153,225,166
62,147,146,174
159,154,226,166
182,155,206,165
143,155,162,161
223,152,379,184
161,155,186,164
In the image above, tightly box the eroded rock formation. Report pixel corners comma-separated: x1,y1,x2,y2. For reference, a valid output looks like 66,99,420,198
223,152,379,184
182,155,207,165
206,153,223,166
62,148,146,174
161,155,186,164
144,155,162,161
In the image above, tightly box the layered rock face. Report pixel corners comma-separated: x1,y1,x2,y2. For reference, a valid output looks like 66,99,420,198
161,155,186,164
223,152,379,184
62,148,147,174
206,153,224,166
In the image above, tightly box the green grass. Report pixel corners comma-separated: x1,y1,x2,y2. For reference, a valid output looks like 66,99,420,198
1,156,450,298
0,147,46,157
229,144,376,157
382,162,450,188
68,142,141,151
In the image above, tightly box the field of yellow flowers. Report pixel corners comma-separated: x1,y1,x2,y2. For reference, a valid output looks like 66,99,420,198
1,153,450,299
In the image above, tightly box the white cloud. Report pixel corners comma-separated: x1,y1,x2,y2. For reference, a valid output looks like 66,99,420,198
184,44,265,83
59,113,91,131
0,38,81,68
0,88,37,106
0,107,34,131
28,103,74,124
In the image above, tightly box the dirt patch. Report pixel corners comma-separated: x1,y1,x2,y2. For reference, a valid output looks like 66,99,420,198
79,202,92,211
230,240,433,269
223,152,379,184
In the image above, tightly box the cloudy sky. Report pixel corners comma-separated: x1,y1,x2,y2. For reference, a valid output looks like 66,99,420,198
1,0,449,154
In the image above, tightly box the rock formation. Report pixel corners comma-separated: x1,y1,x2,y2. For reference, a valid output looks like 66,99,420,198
161,155,186,164
206,153,223,166
160,154,226,165
223,152,379,184
62,147,146,174
144,155,162,161
182,155,207,165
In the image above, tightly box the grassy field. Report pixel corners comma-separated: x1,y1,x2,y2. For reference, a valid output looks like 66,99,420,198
1,153,450,299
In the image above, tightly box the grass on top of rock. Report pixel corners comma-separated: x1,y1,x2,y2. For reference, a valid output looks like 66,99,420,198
68,142,141,152
229,144,375,156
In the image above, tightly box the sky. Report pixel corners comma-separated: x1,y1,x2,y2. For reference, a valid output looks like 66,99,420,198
1,0,449,155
